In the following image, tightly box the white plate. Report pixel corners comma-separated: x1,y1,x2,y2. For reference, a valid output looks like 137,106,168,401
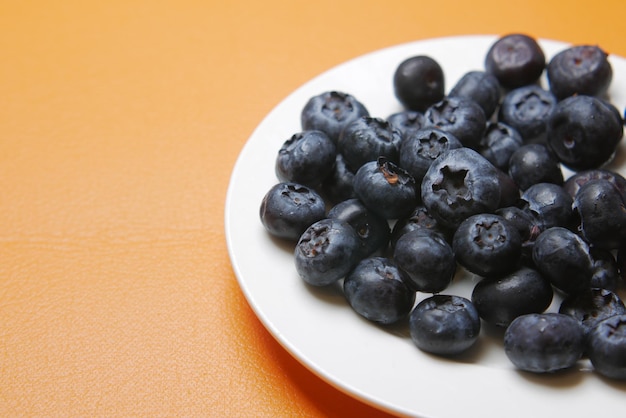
225,35,626,418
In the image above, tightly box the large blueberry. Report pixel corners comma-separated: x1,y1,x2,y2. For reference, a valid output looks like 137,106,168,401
478,122,523,172
421,147,501,230
399,126,462,183
343,257,416,325
390,205,450,250
587,314,626,380
448,70,501,118
409,295,481,356
424,97,487,149
563,168,626,200
301,91,369,143
498,85,557,143
275,130,337,188
387,110,426,139
507,143,564,191
393,55,445,112
339,116,403,172
484,34,546,89
519,182,575,230
559,288,626,339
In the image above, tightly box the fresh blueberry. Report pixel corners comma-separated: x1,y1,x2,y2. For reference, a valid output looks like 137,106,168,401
301,91,369,143
587,314,626,380
495,205,544,264
423,97,487,149
563,168,626,199
399,126,462,183
448,70,501,118
559,288,626,339
343,257,416,325
507,143,564,191
547,45,613,100
409,294,481,356
294,218,361,287
320,153,357,205
573,178,626,250
453,213,522,278
504,313,585,373
519,182,575,230
471,266,553,328
275,130,337,188
478,122,523,172
260,182,326,241
498,85,557,143
589,249,621,291
390,205,450,250
353,157,418,220
393,229,456,293
421,147,501,230
484,33,546,89
546,95,624,171
387,110,426,139
532,227,594,295
393,55,445,112
327,198,390,258
339,116,403,172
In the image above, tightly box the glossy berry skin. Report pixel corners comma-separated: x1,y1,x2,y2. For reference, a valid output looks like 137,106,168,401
471,267,553,328
399,127,463,183
301,91,369,143
393,55,445,112
393,229,456,293
424,97,486,150
343,257,416,325
546,95,624,172
321,153,356,205
478,122,523,172
573,179,626,250
421,147,501,230
409,295,481,356
508,143,564,191
484,34,546,89
328,198,390,258
587,314,626,380
453,213,522,278
519,182,574,230
547,45,613,100
498,85,557,142
563,168,626,200
260,182,326,241
559,288,626,339
294,218,361,287
504,313,585,373
390,205,449,250
532,227,594,295
387,110,426,139
275,130,337,188
339,116,403,172
353,157,417,220
448,70,501,118
495,205,543,264
589,249,621,291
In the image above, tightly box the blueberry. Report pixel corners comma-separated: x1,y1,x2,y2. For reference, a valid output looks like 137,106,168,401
547,45,613,100
484,34,546,89
448,70,501,118
453,213,522,278
519,182,575,230
507,143,564,191
327,198,390,258
421,147,501,230
573,178,626,250
532,227,594,295
320,153,357,204
546,95,624,171
559,288,626,339
471,267,553,328
387,110,426,139
343,257,416,325
294,218,361,286
587,314,626,380
393,55,445,112
390,205,450,250
409,295,481,356
504,313,585,373
563,168,626,200
424,97,487,150
589,249,621,291
399,126,463,183
275,130,337,188
393,229,456,293
498,85,557,143
478,122,523,172
353,157,418,220
260,182,326,240
301,91,369,143
339,116,403,172
495,205,543,263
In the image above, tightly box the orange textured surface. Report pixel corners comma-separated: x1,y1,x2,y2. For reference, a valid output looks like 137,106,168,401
1,1,626,416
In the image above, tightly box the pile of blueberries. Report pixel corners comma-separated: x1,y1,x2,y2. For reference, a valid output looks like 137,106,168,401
259,34,626,379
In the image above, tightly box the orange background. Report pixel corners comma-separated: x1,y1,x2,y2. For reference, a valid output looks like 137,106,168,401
1,1,625,416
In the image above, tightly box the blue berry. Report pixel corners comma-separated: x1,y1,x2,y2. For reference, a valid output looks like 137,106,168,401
301,91,369,143
478,122,523,172
559,288,626,339
507,143,564,191
339,116,403,172
498,85,557,143
587,314,626,380
275,130,337,187
485,34,546,89
387,110,425,139
424,97,487,149
399,126,462,183
448,70,501,119
393,55,445,112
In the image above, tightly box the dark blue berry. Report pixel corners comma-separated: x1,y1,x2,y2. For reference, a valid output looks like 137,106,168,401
424,97,487,149
507,143,564,191
485,34,546,89
519,182,574,230
498,85,557,143
448,70,501,118
339,116,403,172
301,91,369,143
390,205,449,250
343,257,416,324
399,126,462,183
321,153,357,205
559,288,626,339
478,122,523,172
393,55,445,112
587,314,626,380
563,168,626,199
387,110,426,139
275,130,337,187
